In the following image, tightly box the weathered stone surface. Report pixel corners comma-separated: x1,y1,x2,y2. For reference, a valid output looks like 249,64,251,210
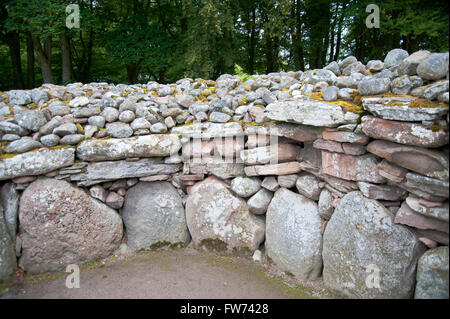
361,116,448,148
277,174,298,188
76,135,181,161
247,188,273,215
105,192,124,209
71,159,180,183
403,172,449,199
322,130,369,145
367,140,449,181
172,122,243,138
14,110,47,132
397,50,430,76
244,122,323,143
417,53,449,80
323,191,426,299
0,204,16,280
0,121,28,136
18,178,123,273
357,181,407,201
244,162,302,176
394,202,448,233
414,247,449,299
357,78,391,96
384,48,409,69
6,90,31,106
106,122,133,138
318,188,334,220
405,196,449,222
321,151,385,183
266,188,322,280
89,185,107,202
187,161,244,179
377,159,408,183
60,134,85,145
231,177,261,198
0,148,75,181
423,80,449,100
5,137,42,153
185,177,265,252
295,172,321,200
266,97,358,127
0,183,19,241
362,96,448,121
122,182,189,250
240,144,300,165
261,176,279,192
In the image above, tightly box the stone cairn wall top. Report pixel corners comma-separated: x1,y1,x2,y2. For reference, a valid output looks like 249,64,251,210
0,48,449,299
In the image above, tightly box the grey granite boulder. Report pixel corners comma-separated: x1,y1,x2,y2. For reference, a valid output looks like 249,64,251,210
323,191,426,298
122,182,190,250
266,188,322,280
414,246,449,299
185,177,265,252
18,178,123,273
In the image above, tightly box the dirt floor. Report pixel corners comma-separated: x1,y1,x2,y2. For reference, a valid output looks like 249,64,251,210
0,247,335,299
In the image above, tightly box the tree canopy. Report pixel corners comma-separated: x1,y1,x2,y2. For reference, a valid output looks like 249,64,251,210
0,0,448,90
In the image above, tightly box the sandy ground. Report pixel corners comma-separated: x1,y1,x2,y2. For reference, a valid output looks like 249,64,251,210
1,247,334,299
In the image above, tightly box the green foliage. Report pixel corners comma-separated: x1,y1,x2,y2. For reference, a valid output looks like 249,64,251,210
0,0,448,90
233,64,256,82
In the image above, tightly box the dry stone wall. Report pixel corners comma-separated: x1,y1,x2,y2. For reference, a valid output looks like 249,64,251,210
0,48,449,299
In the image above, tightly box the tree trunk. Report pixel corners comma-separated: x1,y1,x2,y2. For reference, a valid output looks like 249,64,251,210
248,8,256,74
7,31,24,89
126,64,140,83
26,32,35,88
333,0,347,61
32,35,53,83
60,33,73,83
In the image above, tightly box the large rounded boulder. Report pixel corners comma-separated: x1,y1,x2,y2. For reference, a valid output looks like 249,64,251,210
18,178,123,273
322,191,426,298
185,177,265,253
121,182,190,250
265,188,323,280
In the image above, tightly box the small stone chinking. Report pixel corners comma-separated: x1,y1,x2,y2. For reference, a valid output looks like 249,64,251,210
0,48,448,299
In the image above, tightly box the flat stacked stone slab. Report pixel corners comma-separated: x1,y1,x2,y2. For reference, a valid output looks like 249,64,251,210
266,97,359,127
70,159,181,185
362,96,448,121
244,122,323,143
367,140,449,181
76,135,181,161
171,122,243,138
244,162,303,176
240,144,300,165
361,116,448,148
321,151,385,183
0,148,75,180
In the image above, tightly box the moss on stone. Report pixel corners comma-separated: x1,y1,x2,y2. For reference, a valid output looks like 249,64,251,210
199,238,228,252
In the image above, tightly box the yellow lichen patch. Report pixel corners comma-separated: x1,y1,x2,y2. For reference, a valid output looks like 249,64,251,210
76,123,84,134
329,100,364,114
151,91,159,97
282,88,289,91
238,96,248,106
195,95,207,102
409,98,449,109
0,153,17,161
307,92,324,101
